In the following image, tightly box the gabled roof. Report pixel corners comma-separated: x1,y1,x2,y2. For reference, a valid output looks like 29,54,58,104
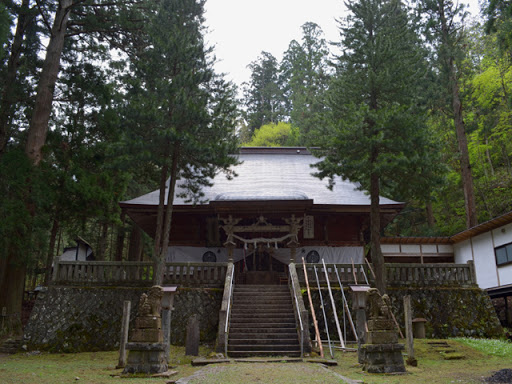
120,147,404,210
382,210,512,245
450,210,512,243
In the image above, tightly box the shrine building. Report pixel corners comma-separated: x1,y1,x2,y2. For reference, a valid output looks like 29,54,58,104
120,147,404,285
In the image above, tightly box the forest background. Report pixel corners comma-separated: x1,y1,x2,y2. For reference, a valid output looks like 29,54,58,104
0,0,511,335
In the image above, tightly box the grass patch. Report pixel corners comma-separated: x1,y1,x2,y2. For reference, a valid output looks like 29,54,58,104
1,339,511,384
454,337,512,358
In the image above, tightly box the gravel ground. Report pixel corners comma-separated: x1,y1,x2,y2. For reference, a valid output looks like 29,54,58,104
485,369,512,384
175,362,359,384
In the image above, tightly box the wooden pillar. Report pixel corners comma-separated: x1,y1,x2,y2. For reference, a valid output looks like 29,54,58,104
225,242,235,263
288,240,299,264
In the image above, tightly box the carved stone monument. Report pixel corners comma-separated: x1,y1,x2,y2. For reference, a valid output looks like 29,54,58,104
123,286,168,374
360,288,406,373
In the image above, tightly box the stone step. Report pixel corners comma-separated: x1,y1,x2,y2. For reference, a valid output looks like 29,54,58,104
231,306,294,313
230,315,296,323
229,338,300,346
229,332,298,340
229,326,297,333
228,343,301,352
233,296,292,303
234,285,290,291
227,350,301,358
0,338,22,354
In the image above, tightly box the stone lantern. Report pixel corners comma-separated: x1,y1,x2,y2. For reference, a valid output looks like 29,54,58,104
350,284,371,364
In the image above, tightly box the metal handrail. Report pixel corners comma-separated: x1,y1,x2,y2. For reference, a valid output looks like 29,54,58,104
289,265,304,358
224,265,235,357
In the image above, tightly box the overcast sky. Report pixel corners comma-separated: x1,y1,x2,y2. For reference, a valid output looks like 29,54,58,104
204,0,483,89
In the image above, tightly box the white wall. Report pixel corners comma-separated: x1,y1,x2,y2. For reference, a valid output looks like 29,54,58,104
493,223,512,287
454,222,512,289
166,246,364,265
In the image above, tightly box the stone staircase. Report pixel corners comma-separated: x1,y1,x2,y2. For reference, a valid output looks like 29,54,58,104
0,338,22,354
227,285,301,358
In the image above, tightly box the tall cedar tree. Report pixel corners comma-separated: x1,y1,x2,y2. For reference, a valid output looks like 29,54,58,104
315,0,430,293
0,0,143,336
123,0,238,285
281,22,330,143
243,51,286,135
421,0,478,228
485,0,512,55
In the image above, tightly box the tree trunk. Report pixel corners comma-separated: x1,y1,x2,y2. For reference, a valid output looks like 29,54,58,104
426,199,435,228
44,218,59,285
153,145,170,265
128,225,143,262
438,0,478,229
96,221,109,261
154,145,180,286
114,213,126,262
25,0,72,165
370,169,386,294
0,256,26,336
0,0,32,155
451,73,477,228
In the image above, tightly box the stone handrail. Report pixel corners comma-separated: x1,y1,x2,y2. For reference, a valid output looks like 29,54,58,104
385,262,477,287
216,262,234,354
288,263,311,355
52,258,228,287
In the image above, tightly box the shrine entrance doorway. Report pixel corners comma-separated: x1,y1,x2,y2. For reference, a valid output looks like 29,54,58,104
235,245,288,285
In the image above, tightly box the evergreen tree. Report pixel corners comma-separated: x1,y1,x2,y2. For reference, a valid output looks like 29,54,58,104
315,0,432,293
484,0,512,56
281,22,331,143
122,0,239,285
243,51,286,135
420,0,478,228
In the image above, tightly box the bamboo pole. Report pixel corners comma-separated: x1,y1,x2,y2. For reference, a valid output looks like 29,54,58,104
334,268,358,343
351,259,358,285
313,265,333,358
322,259,345,349
302,257,324,358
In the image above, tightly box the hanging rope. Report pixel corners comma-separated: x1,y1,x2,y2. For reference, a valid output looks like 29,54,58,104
231,233,296,245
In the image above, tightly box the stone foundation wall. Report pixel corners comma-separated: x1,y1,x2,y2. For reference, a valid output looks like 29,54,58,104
24,284,502,353
303,287,503,341
24,286,222,352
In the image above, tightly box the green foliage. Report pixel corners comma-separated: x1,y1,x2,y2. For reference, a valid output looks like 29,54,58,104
281,22,330,144
123,0,239,203
0,2,11,62
485,0,512,55
243,51,286,135
0,150,52,267
243,122,299,147
455,337,512,357
315,0,437,202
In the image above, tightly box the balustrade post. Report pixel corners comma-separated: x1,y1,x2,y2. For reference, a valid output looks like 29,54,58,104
467,260,477,285
51,256,61,282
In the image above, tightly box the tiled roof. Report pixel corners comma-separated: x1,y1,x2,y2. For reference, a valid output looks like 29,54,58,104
121,147,403,208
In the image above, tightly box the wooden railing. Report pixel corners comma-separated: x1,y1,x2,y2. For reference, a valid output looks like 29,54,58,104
52,258,228,287
297,263,373,286
385,262,476,287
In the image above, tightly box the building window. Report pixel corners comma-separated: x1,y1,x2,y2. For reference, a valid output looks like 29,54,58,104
495,243,512,266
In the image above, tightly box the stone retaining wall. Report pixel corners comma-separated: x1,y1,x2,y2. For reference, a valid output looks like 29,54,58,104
24,284,502,352
24,286,222,352
303,287,503,341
